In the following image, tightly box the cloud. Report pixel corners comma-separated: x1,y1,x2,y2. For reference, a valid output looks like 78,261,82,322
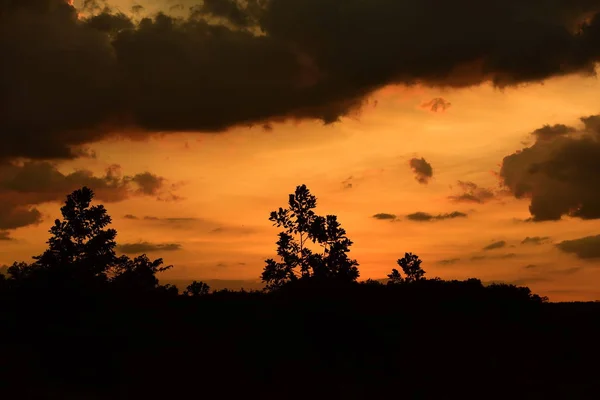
500,115,600,221
420,97,451,112
409,158,433,184
448,181,497,204
372,213,397,221
0,161,170,231
405,211,467,222
7,1,600,160
0,231,14,241
482,240,507,251
470,253,517,261
209,226,256,235
117,241,182,254
531,124,577,141
556,235,600,259
521,236,551,245
129,172,165,196
523,264,538,269
438,258,461,265
505,277,551,286
123,214,138,220
341,176,353,189
143,216,199,223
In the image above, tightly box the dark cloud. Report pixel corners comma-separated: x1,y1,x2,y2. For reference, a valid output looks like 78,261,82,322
117,241,182,254
470,253,517,261
209,225,256,235
438,258,460,265
0,231,14,241
130,172,164,196
506,277,551,286
523,264,538,269
405,211,467,222
448,181,497,204
521,236,551,245
144,216,198,223
482,240,507,251
409,158,433,184
7,1,600,160
341,176,353,190
123,214,138,220
532,124,577,141
421,97,451,112
553,266,583,275
0,161,169,231
372,213,397,221
500,115,600,221
556,235,600,259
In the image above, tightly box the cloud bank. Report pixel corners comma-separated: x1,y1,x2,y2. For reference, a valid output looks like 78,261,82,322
5,0,600,160
501,115,600,221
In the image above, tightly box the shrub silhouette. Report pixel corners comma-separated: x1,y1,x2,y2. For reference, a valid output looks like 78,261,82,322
183,280,211,296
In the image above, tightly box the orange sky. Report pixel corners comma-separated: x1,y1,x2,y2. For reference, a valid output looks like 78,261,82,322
2,70,599,301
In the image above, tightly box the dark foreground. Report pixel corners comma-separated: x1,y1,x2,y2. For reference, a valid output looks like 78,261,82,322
1,281,599,400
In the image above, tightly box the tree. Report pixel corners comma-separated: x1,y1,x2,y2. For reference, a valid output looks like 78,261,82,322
9,187,119,288
8,187,173,294
183,281,211,296
387,269,403,284
388,253,426,284
261,185,359,290
110,254,173,293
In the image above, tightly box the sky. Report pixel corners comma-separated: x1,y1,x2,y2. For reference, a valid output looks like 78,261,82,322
1,0,600,301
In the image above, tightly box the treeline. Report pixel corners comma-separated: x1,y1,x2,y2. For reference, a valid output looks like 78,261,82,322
0,185,547,304
2,186,598,399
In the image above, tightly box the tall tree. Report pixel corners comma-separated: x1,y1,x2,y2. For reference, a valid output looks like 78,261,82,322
8,187,173,293
261,185,359,290
9,187,119,287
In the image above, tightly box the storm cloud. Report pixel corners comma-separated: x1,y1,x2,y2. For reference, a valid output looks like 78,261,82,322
500,115,600,221
5,0,600,160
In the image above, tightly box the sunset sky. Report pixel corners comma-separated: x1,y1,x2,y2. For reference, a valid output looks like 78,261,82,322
2,0,600,301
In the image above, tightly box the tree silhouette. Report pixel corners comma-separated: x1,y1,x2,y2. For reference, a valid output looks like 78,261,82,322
8,187,173,293
110,254,173,293
387,268,404,284
183,281,211,296
8,187,119,289
388,253,426,284
261,185,359,290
